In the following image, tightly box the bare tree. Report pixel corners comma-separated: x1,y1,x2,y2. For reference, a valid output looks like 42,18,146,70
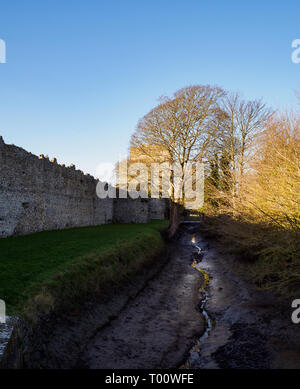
130,85,225,201
220,93,273,204
237,99,273,177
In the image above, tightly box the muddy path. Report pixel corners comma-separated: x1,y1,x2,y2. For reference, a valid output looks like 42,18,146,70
77,223,300,369
77,229,205,369
183,224,300,369
23,225,205,369
21,224,300,369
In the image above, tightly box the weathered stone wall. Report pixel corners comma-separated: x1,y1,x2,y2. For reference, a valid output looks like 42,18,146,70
0,137,113,237
0,137,169,238
149,198,169,220
113,198,150,224
113,197,169,224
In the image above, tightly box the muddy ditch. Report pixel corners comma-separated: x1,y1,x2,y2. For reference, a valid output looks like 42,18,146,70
2,223,300,369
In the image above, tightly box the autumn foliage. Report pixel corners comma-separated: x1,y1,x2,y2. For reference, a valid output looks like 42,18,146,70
206,112,300,296
239,114,300,232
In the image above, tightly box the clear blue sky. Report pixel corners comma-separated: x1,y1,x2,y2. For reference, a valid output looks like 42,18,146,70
0,0,300,178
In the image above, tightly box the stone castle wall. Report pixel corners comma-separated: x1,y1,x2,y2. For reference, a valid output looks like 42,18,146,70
113,198,150,224
113,198,169,224
0,136,114,238
0,137,168,238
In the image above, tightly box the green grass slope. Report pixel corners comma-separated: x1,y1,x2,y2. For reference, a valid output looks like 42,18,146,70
0,220,168,316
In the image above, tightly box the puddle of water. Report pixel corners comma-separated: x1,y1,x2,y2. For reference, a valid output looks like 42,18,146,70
182,235,213,369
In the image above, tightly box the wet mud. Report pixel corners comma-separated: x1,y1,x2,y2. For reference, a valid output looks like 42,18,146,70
183,224,300,369
13,224,300,369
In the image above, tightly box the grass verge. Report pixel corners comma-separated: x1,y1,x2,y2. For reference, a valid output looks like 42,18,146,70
0,220,169,318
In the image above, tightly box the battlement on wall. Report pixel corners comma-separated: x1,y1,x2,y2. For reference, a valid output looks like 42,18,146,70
0,137,169,238
0,136,113,237
0,136,97,194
